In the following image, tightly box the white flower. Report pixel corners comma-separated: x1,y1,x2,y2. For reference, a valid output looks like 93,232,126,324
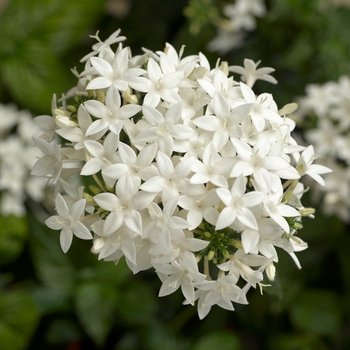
261,181,300,234
190,142,233,188
216,174,265,230
178,188,220,230
80,29,126,62
218,250,267,283
193,92,252,150
45,194,92,253
140,151,200,203
31,137,62,184
134,57,184,108
81,132,119,176
94,174,155,236
56,104,104,149
225,0,266,31
136,102,194,156
102,142,158,187
84,85,141,136
85,47,146,91
157,260,206,306
295,145,332,186
207,0,266,54
91,221,138,264
298,82,337,118
230,136,300,181
0,104,18,133
239,82,281,132
229,59,277,88
194,274,248,319
143,196,189,254
197,70,241,104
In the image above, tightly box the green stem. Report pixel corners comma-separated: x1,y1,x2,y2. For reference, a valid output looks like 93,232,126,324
79,213,99,222
93,174,108,192
204,256,210,279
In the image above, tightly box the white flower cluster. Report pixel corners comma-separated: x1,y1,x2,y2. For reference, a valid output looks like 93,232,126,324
297,77,349,222
208,0,266,54
0,104,46,216
32,29,330,319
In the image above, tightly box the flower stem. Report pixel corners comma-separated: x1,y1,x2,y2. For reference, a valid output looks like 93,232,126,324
93,174,108,192
204,256,210,279
79,213,99,222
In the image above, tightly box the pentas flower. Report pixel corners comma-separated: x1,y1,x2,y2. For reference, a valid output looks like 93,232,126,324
45,194,92,253
84,46,146,91
0,104,47,216
84,84,141,136
207,0,267,54
32,29,330,319
296,76,349,222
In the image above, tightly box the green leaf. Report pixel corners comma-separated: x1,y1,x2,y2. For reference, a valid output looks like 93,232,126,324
183,0,219,35
116,279,158,325
0,289,39,350
74,281,119,346
145,322,191,350
269,333,328,350
115,333,142,350
28,286,71,315
0,0,106,112
289,289,342,336
0,215,28,265
1,41,68,112
193,330,242,350
46,319,81,345
88,258,132,288
0,0,106,56
29,219,76,297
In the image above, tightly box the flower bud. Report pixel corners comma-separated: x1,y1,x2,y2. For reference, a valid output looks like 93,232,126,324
208,250,215,261
230,239,243,250
219,61,229,76
55,115,78,128
266,262,276,281
89,185,101,195
278,102,298,116
299,207,315,216
97,92,106,103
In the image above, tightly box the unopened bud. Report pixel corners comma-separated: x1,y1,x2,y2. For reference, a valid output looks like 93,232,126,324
188,67,207,80
219,61,229,76
299,207,315,216
230,239,243,250
91,237,105,253
83,192,96,206
222,248,230,259
97,92,106,103
278,102,298,116
266,262,276,281
89,185,101,195
293,222,303,230
208,250,215,261
67,105,77,113
296,163,306,176
195,255,203,263
204,231,211,238
87,88,95,98
122,88,138,105
55,115,78,128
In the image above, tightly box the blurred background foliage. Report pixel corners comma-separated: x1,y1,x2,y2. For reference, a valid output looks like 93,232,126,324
0,0,350,349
